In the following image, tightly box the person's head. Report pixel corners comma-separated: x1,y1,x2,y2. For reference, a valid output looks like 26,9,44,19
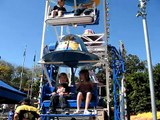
59,73,69,84
58,0,65,7
20,98,31,105
79,69,90,82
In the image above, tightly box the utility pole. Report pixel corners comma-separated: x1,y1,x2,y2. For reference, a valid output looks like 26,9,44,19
30,52,36,99
19,45,27,90
136,0,157,119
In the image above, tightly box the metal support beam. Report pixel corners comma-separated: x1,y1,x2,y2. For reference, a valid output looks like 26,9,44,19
137,0,157,120
40,0,49,59
103,0,110,119
19,45,27,90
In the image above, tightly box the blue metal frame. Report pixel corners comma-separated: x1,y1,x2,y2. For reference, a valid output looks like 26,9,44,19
108,45,125,120
40,63,99,119
40,45,126,120
41,113,97,120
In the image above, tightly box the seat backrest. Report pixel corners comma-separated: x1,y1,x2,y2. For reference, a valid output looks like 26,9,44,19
69,85,77,99
92,83,98,100
88,83,98,108
41,84,55,101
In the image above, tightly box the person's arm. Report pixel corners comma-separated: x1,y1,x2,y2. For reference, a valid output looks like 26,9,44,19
63,7,67,12
36,113,41,120
13,113,18,120
51,86,57,95
53,5,58,10
13,106,20,120
76,82,81,92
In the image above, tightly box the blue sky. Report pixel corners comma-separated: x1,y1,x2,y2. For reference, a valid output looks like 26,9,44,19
0,0,160,68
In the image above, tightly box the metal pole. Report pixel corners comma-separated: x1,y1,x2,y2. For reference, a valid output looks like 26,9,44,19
120,76,124,120
74,0,77,10
19,45,27,90
39,0,49,110
143,17,157,120
30,53,36,99
40,0,49,59
103,0,110,119
137,0,157,119
60,26,64,39
38,75,43,110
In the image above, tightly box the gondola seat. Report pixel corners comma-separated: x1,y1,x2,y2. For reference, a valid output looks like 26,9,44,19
46,9,99,26
41,84,98,114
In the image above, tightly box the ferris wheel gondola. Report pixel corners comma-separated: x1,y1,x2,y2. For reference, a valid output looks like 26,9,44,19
50,0,100,6
42,34,99,67
45,0,100,26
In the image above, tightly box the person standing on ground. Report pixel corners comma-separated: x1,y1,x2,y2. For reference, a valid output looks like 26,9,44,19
2,104,8,114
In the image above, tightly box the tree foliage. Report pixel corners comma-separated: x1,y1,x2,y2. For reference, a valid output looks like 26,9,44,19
95,53,160,114
0,60,41,98
126,72,151,113
153,63,160,110
0,60,14,84
126,55,160,114
125,54,146,74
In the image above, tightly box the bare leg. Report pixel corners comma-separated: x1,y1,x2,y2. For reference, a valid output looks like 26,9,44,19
53,10,57,17
84,92,92,111
77,92,83,111
50,10,54,17
50,10,57,18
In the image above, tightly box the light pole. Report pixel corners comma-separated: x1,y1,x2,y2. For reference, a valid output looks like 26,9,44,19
30,53,36,99
136,0,157,119
19,45,27,90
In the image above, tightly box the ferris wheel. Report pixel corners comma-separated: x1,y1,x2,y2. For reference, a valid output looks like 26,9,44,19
39,0,126,120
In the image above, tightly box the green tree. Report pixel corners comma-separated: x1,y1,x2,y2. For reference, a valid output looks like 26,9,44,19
126,72,151,113
0,59,42,98
125,54,146,74
125,55,160,115
0,60,14,84
12,66,32,89
153,63,160,110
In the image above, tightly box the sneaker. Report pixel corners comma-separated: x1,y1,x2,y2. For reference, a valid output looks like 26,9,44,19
84,110,91,115
47,109,56,114
64,109,69,115
73,109,80,114
62,109,69,115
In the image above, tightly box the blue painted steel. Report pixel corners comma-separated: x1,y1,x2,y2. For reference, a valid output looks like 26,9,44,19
41,113,97,117
41,113,97,120
40,84,98,114
108,45,125,120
